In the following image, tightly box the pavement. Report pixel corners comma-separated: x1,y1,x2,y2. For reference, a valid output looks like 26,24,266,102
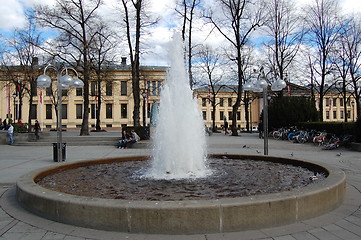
0,132,361,240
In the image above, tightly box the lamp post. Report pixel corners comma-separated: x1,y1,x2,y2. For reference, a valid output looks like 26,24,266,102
142,91,147,127
12,93,17,121
244,72,286,155
37,64,84,162
249,99,252,133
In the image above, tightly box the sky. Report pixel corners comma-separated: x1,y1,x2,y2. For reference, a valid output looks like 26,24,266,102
0,0,360,66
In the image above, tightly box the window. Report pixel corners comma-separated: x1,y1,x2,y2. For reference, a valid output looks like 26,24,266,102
76,88,83,96
347,110,351,118
202,111,207,120
90,81,96,96
333,111,337,119
340,98,343,107
228,111,232,120
62,104,67,119
121,81,127,96
202,98,207,107
325,98,330,106
30,104,37,119
106,82,112,96
228,98,232,107
106,104,112,118
220,111,224,121
340,110,344,119
46,87,52,96
76,104,83,119
121,104,127,118
91,104,96,119
332,98,337,107
237,112,241,120
62,89,67,96
220,98,224,107
326,111,330,119
211,111,214,120
151,81,157,95
46,104,52,119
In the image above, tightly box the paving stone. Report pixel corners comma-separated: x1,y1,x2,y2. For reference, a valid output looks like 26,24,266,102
273,235,297,240
323,223,361,240
291,231,319,240
308,227,342,240
336,219,361,236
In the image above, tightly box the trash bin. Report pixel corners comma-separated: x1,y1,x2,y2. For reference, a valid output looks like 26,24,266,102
52,143,66,162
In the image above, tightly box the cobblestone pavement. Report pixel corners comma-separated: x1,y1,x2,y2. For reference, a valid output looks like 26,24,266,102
0,132,361,240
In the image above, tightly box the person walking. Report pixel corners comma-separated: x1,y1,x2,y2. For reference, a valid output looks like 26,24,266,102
7,122,14,145
34,120,41,140
224,117,229,135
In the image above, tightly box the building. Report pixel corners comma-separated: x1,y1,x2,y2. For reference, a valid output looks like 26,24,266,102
0,64,358,132
0,64,166,130
194,85,261,131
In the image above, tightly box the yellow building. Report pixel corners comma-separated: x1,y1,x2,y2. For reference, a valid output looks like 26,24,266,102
319,93,358,122
194,86,261,131
1,64,356,132
0,65,166,130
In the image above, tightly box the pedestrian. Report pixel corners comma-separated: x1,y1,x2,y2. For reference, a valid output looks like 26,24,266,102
7,122,14,145
224,118,229,135
34,120,41,140
2,119,7,130
258,120,263,139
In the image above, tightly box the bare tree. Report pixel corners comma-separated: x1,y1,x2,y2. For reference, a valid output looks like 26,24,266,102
196,45,226,132
263,0,303,90
89,22,119,131
2,14,42,131
303,0,343,121
120,0,158,127
204,0,265,136
34,0,103,135
343,16,361,119
176,0,201,89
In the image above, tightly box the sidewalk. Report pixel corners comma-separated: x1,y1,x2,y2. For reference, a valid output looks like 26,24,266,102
1,132,361,239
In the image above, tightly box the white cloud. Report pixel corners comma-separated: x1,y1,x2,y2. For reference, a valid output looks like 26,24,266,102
0,0,26,30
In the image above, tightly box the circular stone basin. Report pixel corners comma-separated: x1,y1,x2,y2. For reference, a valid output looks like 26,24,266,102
16,154,346,234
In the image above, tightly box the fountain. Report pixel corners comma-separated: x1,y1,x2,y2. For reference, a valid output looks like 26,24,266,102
16,33,346,234
147,33,208,180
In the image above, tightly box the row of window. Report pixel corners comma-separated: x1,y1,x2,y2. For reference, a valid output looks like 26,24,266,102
202,111,241,121
28,102,157,121
325,98,354,107
33,80,162,98
26,103,130,120
202,97,234,107
325,110,353,120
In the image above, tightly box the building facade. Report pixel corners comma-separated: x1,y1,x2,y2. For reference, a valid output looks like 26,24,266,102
0,65,358,132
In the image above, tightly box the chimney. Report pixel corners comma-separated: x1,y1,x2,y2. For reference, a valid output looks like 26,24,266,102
31,57,39,66
121,57,127,66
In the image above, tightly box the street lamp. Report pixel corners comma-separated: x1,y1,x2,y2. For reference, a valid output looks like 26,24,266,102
244,72,286,155
249,99,253,133
37,64,84,162
12,93,17,121
142,91,147,127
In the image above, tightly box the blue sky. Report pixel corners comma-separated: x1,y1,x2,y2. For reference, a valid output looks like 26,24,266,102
0,0,360,66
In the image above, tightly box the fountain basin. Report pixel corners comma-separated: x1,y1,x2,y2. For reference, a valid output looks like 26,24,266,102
16,155,345,234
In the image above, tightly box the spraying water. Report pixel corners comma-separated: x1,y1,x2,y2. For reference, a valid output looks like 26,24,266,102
146,33,209,180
